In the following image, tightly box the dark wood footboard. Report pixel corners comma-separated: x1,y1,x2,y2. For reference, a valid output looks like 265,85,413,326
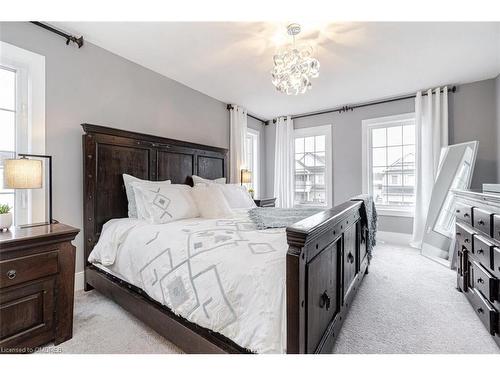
286,200,369,353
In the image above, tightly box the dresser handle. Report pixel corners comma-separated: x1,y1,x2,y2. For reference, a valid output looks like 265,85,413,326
464,213,470,218
477,278,484,284
319,290,331,311
477,249,484,254
6,270,16,280
464,238,470,243
478,220,485,226
456,209,461,214
477,307,484,314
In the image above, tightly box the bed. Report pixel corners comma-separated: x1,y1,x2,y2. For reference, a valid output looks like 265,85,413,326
82,123,370,354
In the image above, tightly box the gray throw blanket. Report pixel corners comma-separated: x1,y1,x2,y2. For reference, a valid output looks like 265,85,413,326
248,207,323,230
351,194,377,261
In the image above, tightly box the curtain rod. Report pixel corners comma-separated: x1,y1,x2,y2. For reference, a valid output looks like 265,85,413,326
30,22,84,48
226,104,267,124
270,85,457,124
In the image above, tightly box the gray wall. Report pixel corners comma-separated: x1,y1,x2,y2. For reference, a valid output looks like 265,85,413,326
265,78,500,234
0,22,229,273
497,75,500,180
449,78,499,188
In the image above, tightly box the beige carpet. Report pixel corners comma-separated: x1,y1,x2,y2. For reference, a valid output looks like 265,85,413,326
46,242,500,354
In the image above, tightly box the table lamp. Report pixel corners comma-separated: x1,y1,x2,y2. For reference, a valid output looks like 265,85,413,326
4,154,53,227
240,169,252,186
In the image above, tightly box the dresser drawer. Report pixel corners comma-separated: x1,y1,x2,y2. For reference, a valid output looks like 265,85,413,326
493,247,500,278
473,235,494,270
473,207,493,237
456,223,475,253
455,202,473,224
467,288,498,335
0,251,58,289
471,261,498,303
493,214,500,242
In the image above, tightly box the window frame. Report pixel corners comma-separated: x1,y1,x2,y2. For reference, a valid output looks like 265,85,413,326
0,42,46,225
362,113,416,218
244,128,260,196
293,124,333,208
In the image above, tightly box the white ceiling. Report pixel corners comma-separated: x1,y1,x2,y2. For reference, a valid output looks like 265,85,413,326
54,22,500,120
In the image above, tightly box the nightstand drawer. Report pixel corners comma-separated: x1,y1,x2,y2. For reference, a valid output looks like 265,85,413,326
0,278,55,348
0,251,58,289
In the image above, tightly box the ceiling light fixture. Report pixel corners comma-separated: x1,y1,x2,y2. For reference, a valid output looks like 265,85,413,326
271,23,320,95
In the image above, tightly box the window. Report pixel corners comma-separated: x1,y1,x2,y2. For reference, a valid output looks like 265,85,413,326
244,128,259,195
0,67,16,216
294,125,332,207
362,113,416,216
0,42,45,225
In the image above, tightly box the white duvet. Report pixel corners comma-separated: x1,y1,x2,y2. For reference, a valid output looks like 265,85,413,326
88,209,288,353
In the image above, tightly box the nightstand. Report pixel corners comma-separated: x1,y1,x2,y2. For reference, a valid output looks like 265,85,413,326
253,198,276,208
0,223,79,352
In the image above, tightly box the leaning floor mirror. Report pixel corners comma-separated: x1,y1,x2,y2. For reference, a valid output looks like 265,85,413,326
421,141,478,268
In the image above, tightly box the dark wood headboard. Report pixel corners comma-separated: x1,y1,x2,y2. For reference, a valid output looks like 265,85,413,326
82,123,228,264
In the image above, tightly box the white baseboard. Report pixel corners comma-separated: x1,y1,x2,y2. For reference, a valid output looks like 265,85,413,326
377,231,412,246
74,271,84,291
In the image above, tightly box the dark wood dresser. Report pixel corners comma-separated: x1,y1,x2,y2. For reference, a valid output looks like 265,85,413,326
0,223,79,353
455,189,500,347
253,197,276,207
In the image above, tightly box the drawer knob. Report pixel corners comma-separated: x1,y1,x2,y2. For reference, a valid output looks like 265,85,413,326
477,278,484,284
464,213,470,218
319,290,331,311
478,220,485,226
6,269,16,280
464,238,470,244
477,307,484,314
477,249,484,254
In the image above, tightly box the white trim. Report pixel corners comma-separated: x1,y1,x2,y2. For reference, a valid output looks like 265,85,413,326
362,112,416,217
74,271,85,291
293,124,333,208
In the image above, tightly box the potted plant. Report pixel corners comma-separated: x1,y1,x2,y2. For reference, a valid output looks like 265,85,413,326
0,204,12,231
248,188,255,198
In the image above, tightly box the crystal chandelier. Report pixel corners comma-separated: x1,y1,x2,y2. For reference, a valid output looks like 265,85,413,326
271,23,320,95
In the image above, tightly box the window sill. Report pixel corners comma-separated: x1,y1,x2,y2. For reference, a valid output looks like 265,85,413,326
377,208,414,218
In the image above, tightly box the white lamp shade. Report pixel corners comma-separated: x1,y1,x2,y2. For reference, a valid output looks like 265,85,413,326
4,158,43,189
241,169,252,184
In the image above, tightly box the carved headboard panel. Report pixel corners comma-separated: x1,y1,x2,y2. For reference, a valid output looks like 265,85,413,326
82,123,228,264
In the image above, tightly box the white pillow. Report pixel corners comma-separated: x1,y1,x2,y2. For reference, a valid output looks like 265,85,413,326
191,184,233,219
216,184,256,209
123,174,171,218
191,175,226,186
131,183,199,224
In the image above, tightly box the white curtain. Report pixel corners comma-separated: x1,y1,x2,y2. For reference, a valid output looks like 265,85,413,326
229,104,248,183
273,116,294,208
410,87,448,248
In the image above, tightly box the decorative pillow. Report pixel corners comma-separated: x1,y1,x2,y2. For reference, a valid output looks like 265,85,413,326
123,174,171,218
131,183,199,224
191,175,226,186
216,184,256,209
191,184,233,219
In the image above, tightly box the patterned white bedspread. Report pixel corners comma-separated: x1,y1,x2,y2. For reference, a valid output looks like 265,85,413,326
88,209,288,353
